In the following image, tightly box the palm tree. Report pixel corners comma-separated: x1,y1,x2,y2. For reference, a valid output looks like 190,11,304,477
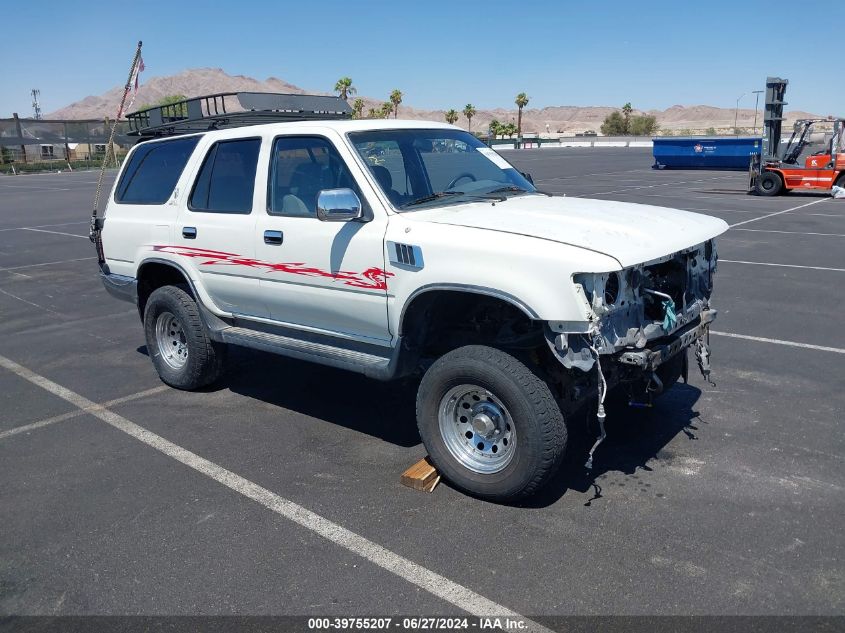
622,102,633,134
463,104,476,132
389,89,403,119
334,77,356,102
504,122,517,138
445,109,459,125
351,98,365,119
515,92,529,138
489,119,501,137
380,102,393,119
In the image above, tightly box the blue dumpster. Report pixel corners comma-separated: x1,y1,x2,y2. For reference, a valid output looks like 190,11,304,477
653,137,761,170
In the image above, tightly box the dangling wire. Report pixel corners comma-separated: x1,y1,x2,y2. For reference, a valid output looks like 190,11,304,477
584,332,608,470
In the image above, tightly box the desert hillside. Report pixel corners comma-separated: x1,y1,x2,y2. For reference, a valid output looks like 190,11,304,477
47,68,819,134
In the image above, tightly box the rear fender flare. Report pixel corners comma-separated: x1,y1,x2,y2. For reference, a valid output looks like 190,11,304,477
136,257,229,337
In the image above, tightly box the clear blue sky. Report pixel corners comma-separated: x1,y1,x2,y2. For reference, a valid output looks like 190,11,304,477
1,0,842,117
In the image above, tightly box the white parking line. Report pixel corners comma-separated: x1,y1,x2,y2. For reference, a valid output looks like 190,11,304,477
0,287,62,316
580,175,737,197
0,385,169,441
0,184,72,192
535,167,646,182
0,353,551,631
732,228,845,238
20,227,88,239
719,260,845,272
0,269,31,279
729,198,828,227
0,221,88,233
710,331,845,354
0,256,95,272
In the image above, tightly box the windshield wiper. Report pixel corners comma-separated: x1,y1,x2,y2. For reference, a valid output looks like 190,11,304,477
487,185,529,194
402,191,464,207
486,186,553,197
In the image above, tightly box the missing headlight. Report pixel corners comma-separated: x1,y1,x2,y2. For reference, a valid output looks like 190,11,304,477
604,272,620,306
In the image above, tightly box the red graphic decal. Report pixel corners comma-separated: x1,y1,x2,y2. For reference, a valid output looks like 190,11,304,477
152,245,393,290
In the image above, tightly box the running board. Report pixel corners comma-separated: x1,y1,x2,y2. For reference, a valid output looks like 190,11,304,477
220,326,398,379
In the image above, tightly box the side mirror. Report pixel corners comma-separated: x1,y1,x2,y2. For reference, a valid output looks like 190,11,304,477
316,188,363,222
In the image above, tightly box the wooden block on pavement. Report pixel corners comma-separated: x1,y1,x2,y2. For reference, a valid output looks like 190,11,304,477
401,456,440,493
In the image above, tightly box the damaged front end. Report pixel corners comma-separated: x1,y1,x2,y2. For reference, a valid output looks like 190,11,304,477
546,240,718,407
545,240,719,468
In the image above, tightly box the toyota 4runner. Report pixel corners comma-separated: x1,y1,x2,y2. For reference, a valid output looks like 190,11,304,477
95,93,728,500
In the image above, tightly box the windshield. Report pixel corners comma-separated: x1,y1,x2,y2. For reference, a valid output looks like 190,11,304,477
348,128,536,210
782,121,831,165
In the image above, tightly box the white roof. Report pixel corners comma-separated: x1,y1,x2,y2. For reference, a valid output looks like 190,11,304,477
196,118,461,141
266,118,458,132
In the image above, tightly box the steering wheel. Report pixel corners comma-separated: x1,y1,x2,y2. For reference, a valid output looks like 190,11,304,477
446,172,476,190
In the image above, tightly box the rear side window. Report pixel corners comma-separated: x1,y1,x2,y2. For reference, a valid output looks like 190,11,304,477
189,138,261,214
115,136,200,204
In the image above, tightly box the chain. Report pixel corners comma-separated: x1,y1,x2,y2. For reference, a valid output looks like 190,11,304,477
90,40,143,266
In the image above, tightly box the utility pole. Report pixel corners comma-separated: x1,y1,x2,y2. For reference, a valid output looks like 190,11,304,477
752,90,764,135
734,93,745,135
31,89,42,120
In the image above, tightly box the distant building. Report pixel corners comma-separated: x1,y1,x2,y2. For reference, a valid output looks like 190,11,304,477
0,114,131,164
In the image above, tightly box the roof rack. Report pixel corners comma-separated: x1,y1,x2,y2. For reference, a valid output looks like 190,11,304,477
126,92,352,137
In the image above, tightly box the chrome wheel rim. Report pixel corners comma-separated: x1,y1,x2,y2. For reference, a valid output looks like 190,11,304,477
155,311,188,370
438,384,516,474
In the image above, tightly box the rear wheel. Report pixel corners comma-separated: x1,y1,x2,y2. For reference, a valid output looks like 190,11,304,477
143,285,226,390
416,345,567,501
755,171,783,196
834,172,845,188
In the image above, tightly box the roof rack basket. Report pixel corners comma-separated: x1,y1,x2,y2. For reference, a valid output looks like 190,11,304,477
126,92,352,137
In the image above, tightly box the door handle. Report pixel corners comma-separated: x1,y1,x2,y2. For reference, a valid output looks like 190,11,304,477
264,230,283,245
182,227,197,239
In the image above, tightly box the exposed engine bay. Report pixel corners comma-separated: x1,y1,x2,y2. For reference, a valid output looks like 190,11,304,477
549,239,718,373
543,239,719,468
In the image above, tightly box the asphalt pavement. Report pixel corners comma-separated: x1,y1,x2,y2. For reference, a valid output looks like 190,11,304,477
0,149,842,622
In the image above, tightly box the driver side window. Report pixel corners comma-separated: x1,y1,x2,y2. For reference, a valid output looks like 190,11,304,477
267,136,361,217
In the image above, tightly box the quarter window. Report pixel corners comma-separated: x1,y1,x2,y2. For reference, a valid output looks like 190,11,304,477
268,136,361,217
115,136,200,205
190,138,261,214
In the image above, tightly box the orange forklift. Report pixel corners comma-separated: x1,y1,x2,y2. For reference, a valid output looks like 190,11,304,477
750,77,845,196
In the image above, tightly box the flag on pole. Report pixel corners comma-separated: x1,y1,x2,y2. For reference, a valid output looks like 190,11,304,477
134,57,145,91
120,56,145,118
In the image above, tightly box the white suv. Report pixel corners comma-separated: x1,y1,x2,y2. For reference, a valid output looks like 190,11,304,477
98,97,727,500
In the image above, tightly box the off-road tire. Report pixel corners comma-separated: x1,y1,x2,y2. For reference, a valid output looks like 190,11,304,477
143,285,226,390
755,171,783,196
416,345,567,501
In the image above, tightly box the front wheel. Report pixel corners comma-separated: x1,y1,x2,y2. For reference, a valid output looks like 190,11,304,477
754,171,783,196
416,345,567,501
143,285,226,390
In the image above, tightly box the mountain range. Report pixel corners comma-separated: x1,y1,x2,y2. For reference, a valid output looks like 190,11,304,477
46,68,820,134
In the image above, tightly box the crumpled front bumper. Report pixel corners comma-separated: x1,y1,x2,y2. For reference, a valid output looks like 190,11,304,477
615,308,717,371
